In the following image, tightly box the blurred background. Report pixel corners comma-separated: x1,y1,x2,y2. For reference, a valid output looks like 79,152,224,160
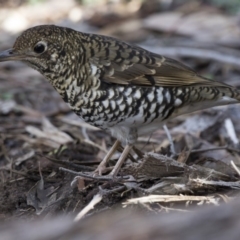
2,0,240,51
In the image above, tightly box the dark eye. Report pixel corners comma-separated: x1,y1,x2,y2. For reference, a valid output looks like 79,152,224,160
34,43,46,54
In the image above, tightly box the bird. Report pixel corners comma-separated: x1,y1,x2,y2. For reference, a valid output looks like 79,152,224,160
0,25,240,176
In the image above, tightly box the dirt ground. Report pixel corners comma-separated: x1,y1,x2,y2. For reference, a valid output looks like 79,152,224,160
1,0,240,234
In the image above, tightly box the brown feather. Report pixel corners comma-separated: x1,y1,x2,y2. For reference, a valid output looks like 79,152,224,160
91,42,231,88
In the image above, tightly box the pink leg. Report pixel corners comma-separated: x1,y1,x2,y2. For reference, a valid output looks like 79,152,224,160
110,144,132,177
94,140,120,175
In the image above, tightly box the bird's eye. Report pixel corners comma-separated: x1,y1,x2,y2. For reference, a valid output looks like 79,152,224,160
33,42,46,54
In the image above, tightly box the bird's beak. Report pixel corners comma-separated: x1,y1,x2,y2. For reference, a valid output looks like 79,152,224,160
0,48,23,62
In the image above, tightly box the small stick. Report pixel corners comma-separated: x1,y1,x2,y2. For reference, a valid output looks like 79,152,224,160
178,145,240,155
83,139,108,153
59,167,129,182
225,118,239,145
188,146,228,154
230,160,240,177
81,127,90,141
163,124,176,155
74,192,103,221
123,195,219,205
39,153,94,172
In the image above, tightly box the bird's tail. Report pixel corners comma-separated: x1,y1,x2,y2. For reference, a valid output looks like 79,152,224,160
209,85,240,103
171,85,240,118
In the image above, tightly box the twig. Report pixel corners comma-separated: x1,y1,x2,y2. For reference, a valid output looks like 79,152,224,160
189,146,229,154
9,177,26,183
178,145,240,155
39,153,95,172
163,124,176,156
230,161,240,177
73,184,126,222
81,127,90,141
74,192,103,221
59,167,129,182
15,150,35,166
192,178,240,188
123,195,219,206
83,139,108,153
60,167,111,181
159,204,190,213
137,137,163,144
225,118,239,145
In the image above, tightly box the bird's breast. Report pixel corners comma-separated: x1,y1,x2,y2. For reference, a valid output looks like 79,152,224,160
71,85,178,131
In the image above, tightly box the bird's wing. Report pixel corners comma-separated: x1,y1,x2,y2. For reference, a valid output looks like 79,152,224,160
89,37,228,88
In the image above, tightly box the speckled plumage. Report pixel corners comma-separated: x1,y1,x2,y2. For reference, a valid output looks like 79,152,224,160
1,25,240,175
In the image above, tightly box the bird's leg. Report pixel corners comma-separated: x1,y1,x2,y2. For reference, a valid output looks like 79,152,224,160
110,128,137,177
109,144,133,177
94,140,120,175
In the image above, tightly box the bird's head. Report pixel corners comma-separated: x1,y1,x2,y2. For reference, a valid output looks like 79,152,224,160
0,25,83,79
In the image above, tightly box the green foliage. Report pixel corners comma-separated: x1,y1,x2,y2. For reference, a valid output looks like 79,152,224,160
0,92,14,100
209,0,240,14
75,0,103,6
27,0,46,5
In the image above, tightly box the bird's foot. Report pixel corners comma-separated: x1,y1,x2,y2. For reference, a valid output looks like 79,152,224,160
93,162,109,176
